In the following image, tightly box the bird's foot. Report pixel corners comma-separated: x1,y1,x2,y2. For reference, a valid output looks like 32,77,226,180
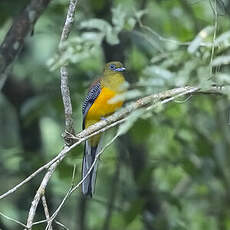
101,116,107,121
63,130,80,143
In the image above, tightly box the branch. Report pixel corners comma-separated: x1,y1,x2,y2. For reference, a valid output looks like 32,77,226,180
0,86,223,202
25,155,64,229
45,135,119,229
25,0,79,228
59,0,79,145
0,85,223,227
0,0,52,88
45,86,223,226
0,211,27,228
41,195,53,230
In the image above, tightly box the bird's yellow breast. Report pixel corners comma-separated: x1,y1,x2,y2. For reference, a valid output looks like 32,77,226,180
86,87,123,122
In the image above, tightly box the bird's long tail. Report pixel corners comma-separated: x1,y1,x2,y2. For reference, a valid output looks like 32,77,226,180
82,139,101,197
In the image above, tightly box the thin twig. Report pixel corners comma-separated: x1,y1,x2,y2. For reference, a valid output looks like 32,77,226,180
32,219,47,226
209,0,218,78
0,85,225,228
59,0,78,44
55,220,70,230
25,0,79,227
59,0,79,145
60,66,75,145
45,134,119,229
25,155,64,230
42,195,53,230
32,218,69,229
137,17,212,47
71,164,77,186
0,86,223,203
175,95,193,103
0,147,69,200
45,187,73,230
0,211,27,228
146,87,199,111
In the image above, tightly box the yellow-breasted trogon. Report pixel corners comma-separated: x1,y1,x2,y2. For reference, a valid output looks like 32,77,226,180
82,61,126,197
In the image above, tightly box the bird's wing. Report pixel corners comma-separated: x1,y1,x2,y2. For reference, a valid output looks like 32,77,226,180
82,80,101,129
82,80,102,196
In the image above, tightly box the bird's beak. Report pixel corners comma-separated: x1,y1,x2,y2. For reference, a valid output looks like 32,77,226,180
115,67,126,72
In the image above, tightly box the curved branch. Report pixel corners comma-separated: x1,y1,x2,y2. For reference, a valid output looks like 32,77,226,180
0,86,223,202
45,134,119,229
25,155,65,229
25,86,225,228
0,84,224,227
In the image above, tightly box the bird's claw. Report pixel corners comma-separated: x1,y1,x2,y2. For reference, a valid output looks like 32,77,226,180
62,130,80,145
101,117,107,121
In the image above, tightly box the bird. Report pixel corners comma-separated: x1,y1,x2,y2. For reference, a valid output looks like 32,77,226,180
82,61,126,197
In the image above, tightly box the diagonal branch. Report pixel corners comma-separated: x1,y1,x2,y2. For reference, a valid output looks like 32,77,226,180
25,154,65,229
0,86,223,203
41,195,53,230
25,0,79,228
0,0,52,88
0,85,224,227
0,211,27,228
43,86,224,228
45,134,120,229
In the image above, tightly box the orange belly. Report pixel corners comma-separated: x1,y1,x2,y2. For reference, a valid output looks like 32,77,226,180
85,87,123,128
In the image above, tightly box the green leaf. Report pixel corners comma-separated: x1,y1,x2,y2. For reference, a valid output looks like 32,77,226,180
188,26,214,53
126,17,136,31
109,89,142,104
117,109,145,136
80,18,119,45
215,31,230,47
124,198,144,225
212,55,230,66
134,9,148,20
112,5,126,31
80,18,111,33
143,65,174,79
216,73,230,84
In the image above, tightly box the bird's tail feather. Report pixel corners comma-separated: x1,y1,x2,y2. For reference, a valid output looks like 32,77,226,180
82,140,101,197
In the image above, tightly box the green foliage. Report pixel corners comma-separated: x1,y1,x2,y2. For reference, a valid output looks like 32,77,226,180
0,0,230,230
48,5,145,70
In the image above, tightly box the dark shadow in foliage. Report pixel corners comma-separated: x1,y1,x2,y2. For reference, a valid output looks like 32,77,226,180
2,77,54,229
119,135,168,230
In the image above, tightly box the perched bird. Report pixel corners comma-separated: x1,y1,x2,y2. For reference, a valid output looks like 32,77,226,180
82,61,126,197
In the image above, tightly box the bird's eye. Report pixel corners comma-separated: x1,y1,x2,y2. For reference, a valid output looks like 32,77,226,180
110,64,116,70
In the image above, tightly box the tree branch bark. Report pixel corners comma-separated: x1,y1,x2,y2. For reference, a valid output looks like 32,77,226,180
0,86,223,201
59,0,78,145
24,0,79,228
0,0,52,88
0,86,224,228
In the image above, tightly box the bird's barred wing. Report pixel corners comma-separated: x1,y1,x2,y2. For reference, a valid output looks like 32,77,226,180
82,81,101,129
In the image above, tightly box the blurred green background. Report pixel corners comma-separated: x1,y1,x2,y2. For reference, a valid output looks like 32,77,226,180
0,0,230,229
